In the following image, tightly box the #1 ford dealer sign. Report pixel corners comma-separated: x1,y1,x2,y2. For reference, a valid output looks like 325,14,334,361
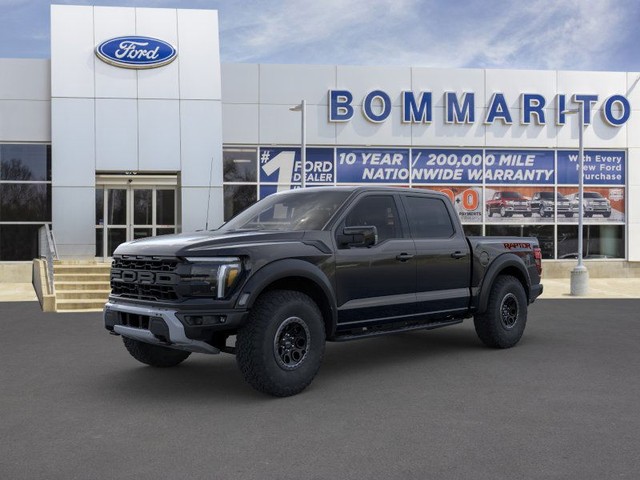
95,36,177,69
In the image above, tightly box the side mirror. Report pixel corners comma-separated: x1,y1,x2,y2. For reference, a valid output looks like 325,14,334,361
337,226,377,248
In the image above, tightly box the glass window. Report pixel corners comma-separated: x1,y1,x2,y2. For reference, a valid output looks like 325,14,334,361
107,189,127,225
0,144,51,181
344,195,401,242
223,185,257,222
463,224,482,236
95,228,103,257
156,189,175,225
133,189,152,225
0,184,51,222
223,148,257,182
133,228,153,240
404,196,455,238
107,228,127,257
95,188,104,225
0,225,41,260
557,225,624,259
156,227,176,236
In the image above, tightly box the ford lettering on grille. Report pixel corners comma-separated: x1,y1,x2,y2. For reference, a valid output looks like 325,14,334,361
95,36,177,69
112,270,178,285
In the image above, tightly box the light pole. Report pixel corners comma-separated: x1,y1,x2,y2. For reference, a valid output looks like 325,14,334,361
289,100,307,188
562,104,589,295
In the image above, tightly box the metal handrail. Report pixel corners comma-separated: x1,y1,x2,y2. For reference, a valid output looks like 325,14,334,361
38,224,58,294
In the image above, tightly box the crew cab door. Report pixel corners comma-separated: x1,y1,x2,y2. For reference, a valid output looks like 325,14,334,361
333,193,417,326
400,194,471,315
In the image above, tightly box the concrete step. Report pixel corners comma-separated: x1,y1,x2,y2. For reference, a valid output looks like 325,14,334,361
53,260,110,265
54,265,111,274
55,273,111,283
55,299,107,310
55,290,110,300
55,281,110,291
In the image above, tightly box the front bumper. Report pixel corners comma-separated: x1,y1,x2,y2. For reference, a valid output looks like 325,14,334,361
104,301,247,354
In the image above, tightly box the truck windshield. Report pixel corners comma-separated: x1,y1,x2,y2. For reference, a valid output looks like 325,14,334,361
221,190,351,231
501,192,522,199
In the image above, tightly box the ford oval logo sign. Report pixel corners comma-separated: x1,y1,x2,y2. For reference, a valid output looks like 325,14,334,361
95,36,177,69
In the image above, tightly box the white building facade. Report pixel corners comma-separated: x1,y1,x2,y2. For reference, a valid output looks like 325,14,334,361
0,4,639,275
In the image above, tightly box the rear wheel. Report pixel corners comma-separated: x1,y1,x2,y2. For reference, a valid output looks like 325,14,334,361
122,337,191,367
474,275,527,348
236,290,325,397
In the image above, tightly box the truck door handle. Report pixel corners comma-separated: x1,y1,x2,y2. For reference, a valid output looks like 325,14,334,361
396,253,414,262
451,251,466,259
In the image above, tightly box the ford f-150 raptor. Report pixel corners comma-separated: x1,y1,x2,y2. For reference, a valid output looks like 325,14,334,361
104,187,543,396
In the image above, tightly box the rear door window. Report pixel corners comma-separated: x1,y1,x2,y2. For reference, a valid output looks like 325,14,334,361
404,196,455,239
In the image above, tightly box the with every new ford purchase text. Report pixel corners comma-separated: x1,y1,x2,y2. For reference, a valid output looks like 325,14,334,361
104,187,543,396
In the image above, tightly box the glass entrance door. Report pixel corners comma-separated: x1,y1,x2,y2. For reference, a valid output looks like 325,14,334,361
96,179,177,258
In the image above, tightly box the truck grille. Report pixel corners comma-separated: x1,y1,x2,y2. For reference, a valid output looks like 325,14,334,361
111,256,181,301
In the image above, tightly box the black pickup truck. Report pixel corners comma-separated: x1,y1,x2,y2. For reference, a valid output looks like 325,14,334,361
104,187,543,396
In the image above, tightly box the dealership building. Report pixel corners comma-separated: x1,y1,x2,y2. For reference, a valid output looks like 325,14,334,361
1,4,639,283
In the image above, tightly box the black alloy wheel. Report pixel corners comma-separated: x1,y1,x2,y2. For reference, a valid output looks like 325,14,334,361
274,317,310,370
499,293,519,329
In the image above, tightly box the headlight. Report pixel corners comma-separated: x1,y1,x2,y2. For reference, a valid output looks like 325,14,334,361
506,200,515,206
185,257,242,298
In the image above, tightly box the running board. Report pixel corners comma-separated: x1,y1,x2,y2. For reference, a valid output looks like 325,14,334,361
332,318,464,342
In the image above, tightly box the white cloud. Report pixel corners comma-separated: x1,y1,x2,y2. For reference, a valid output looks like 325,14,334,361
219,0,633,71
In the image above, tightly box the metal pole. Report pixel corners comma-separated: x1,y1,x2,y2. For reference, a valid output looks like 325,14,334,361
577,103,584,268
301,99,306,188
570,102,589,295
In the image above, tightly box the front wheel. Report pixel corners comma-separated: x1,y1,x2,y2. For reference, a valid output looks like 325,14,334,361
474,275,528,348
122,337,191,367
236,290,325,397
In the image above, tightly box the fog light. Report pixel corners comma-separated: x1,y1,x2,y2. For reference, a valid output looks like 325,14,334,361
184,315,221,326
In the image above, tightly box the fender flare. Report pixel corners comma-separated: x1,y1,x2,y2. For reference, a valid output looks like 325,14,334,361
237,258,338,335
476,253,532,314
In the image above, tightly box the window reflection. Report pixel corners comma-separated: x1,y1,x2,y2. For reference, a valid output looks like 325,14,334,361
223,185,256,221
223,148,257,182
0,144,51,181
0,184,51,222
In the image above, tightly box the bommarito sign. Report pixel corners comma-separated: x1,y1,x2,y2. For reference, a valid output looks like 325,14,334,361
328,90,631,127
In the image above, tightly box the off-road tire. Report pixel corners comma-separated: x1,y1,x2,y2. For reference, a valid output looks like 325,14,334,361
122,337,191,367
603,212,611,218
474,275,527,349
487,207,493,217
236,290,325,397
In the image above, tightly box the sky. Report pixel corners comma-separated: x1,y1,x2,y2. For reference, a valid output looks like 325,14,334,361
0,0,639,72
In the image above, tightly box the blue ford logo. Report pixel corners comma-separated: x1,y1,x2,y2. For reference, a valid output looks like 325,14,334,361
95,36,177,69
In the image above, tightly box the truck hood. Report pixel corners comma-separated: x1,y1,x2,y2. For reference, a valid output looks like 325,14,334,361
113,230,306,257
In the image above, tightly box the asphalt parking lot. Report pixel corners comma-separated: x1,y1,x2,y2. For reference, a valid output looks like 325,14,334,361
1,300,639,480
